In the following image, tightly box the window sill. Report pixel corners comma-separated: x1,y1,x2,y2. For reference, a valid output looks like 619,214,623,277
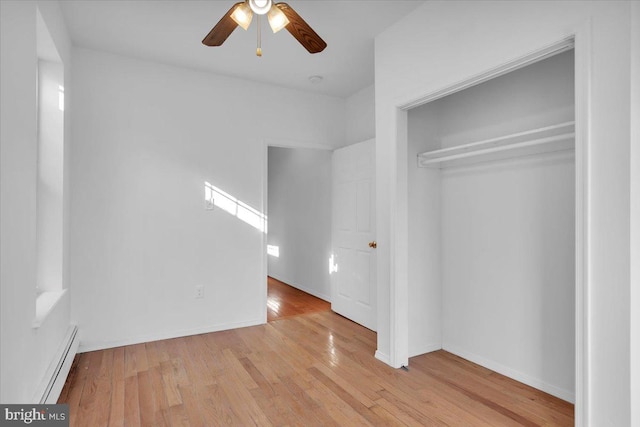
33,289,67,329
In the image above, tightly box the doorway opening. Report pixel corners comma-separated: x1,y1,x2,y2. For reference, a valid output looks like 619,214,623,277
266,146,332,321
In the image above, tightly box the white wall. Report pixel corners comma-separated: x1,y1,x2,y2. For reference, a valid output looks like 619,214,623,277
631,2,640,425
345,84,375,145
70,48,345,351
375,1,634,423
267,147,332,300
1,0,72,403
441,155,575,400
407,103,442,357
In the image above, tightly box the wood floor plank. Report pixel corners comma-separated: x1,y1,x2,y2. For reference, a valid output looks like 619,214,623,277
372,397,432,427
370,405,414,427
123,374,141,427
311,361,378,408
166,405,190,427
308,366,389,426
124,345,141,379
223,379,274,426
164,357,191,388
61,355,85,398
107,377,125,427
64,353,90,427
75,349,113,427
255,380,316,426
173,337,207,387
210,329,252,358
249,387,298,426
149,364,172,424
380,386,491,427
279,375,340,427
107,347,125,427
174,337,213,387
273,380,328,426
220,347,259,390
304,377,375,426
176,385,205,427
219,370,272,426
159,360,183,407
314,358,386,402
136,371,157,427
201,383,243,426
239,355,277,397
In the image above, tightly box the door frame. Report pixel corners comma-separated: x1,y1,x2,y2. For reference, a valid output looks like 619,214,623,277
386,32,590,424
260,138,335,323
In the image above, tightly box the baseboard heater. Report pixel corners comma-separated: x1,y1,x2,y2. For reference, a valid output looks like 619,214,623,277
35,325,79,404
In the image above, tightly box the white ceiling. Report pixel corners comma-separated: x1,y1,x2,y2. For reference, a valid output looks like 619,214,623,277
59,0,426,98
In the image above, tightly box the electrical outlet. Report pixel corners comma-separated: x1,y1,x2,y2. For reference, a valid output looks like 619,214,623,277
195,285,204,299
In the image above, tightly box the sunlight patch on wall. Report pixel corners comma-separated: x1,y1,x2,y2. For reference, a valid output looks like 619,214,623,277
204,182,267,233
58,85,64,111
267,245,280,257
329,253,338,274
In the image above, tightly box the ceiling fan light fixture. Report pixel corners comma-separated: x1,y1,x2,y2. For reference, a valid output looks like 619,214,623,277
267,5,289,33
230,2,253,30
249,0,272,15
203,1,327,54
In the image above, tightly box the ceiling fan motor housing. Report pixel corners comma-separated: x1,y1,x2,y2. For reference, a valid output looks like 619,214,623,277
249,0,272,15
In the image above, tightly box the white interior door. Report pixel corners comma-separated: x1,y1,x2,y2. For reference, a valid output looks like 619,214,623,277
331,139,376,331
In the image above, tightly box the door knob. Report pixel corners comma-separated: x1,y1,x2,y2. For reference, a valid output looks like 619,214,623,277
368,241,377,249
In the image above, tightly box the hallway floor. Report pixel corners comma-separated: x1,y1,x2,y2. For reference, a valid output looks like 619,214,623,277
267,276,330,322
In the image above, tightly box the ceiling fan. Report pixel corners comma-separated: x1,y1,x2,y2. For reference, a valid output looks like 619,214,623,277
202,0,327,56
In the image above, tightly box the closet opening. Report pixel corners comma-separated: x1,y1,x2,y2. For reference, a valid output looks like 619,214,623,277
406,47,576,405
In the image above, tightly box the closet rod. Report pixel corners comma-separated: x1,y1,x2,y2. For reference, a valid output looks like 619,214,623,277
417,121,575,167
420,121,574,157
418,132,574,166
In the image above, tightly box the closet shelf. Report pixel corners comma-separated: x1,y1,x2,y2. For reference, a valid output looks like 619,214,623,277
417,121,575,168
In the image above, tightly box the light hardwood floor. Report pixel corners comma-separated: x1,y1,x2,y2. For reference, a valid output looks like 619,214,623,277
58,308,573,426
267,276,330,321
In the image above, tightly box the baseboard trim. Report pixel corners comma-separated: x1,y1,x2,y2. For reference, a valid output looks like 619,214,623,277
374,350,391,365
78,318,264,353
33,324,79,404
442,343,575,403
268,275,331,302
409,342,442,358
293,285,330,303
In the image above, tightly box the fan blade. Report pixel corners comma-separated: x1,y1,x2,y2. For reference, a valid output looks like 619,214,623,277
202,2,243,46
275,3,327,54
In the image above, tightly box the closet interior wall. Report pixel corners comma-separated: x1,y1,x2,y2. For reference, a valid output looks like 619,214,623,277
407,50,576,401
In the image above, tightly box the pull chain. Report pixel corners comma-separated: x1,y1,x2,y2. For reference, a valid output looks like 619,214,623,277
256,15,262,57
